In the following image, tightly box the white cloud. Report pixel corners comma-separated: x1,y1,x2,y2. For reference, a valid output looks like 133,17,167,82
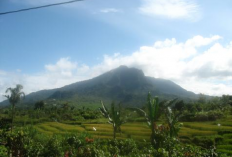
0,58,89,102
88,35,232,96
1,35,232,102
100,8,121,13
139,0,200,20
185,35,222,47
45,57,77,77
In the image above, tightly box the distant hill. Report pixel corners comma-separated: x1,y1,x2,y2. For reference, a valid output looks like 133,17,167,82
0,66,198,107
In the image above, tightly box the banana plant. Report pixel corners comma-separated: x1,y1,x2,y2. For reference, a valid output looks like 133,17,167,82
164,100,182,138
134,92,161,146
99,101,125,139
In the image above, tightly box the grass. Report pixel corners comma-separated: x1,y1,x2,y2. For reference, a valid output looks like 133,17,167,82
33,122,151,141
223,134,232,138
223,139,232,144
33,121,230,140
33,126,53,135
48,122,85,132
31,119,232,155
217,149,232,155
217,145,232,149
179,127,217,137
212,121,232,127
179,121,232,155
34,122,85,135
182,122,232,131
82,123,150,141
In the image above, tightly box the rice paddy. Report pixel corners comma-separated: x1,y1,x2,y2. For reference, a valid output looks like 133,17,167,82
33,119,232,155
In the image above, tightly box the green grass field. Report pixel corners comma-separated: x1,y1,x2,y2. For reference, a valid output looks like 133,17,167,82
32,119,232,155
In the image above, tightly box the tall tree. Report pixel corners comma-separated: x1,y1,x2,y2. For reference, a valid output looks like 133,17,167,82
4,84,25,132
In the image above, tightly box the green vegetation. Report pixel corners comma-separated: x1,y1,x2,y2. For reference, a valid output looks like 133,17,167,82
0,66,200,107
3,84,25,132
99,101,126,139
134,93,161,146
1,84,232,156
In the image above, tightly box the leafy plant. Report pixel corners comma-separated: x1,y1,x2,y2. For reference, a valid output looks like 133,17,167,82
99,101,125,139
134,92,161,146
164,101,182,138
4,84,25,132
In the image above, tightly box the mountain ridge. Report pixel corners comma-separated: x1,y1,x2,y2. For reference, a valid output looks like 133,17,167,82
0,65,198,107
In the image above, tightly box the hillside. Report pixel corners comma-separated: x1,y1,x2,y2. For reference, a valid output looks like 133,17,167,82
0,66,198,107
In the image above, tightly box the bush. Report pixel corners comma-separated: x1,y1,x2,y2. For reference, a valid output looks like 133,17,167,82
192,136,215,148
0,126,223,157
41,135,64,157
0,145,7,157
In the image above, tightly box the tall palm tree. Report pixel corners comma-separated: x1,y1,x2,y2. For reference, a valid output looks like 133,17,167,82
4,84,25,132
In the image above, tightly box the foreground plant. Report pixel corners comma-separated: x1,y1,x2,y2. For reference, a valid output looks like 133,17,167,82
4,84,25,132
134,92,161,146
165,105,182,138
135,93,181,147
99,101,125,139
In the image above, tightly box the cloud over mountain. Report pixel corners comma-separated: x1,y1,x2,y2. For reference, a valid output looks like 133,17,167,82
0,35,232,102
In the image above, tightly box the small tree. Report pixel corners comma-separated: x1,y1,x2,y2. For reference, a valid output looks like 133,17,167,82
135,93,180,147
99,101,125,139
4,84,25,132
165,106,182,138
135,92,160,146
34,101,45,110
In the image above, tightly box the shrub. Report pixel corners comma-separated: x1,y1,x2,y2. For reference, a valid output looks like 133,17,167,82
192,136,215,148
0,145,7,157
41,135,64,157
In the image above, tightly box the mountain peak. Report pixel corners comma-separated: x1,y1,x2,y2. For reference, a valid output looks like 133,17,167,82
96,65,146,91
118,65,128,69
111,65,145,77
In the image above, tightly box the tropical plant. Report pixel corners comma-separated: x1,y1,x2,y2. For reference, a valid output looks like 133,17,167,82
134,92,161,146
135,93,181,147
99,101,125,139
4,84,25,132
163,99,182,138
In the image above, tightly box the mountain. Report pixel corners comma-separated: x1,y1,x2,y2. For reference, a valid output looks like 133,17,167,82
0,66,198,107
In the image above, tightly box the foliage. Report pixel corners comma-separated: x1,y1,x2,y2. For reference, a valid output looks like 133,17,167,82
134,92,161,146
99,101,126,139
3,84,25,132
34,101,45,110
163,99,182,138
0,126,222,157
1,86,232,156
134,92,182,151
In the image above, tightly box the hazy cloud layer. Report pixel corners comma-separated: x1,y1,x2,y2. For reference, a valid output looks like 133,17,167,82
139,0,200,20
100,8,121,13
1,35,232,102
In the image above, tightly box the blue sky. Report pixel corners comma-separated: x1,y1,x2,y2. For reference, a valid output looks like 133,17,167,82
0,0,232,101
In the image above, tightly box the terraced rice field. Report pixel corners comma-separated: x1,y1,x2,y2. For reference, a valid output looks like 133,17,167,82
34,122,85,135
83,122,151,141
34,120,232,155
179,121,232,155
